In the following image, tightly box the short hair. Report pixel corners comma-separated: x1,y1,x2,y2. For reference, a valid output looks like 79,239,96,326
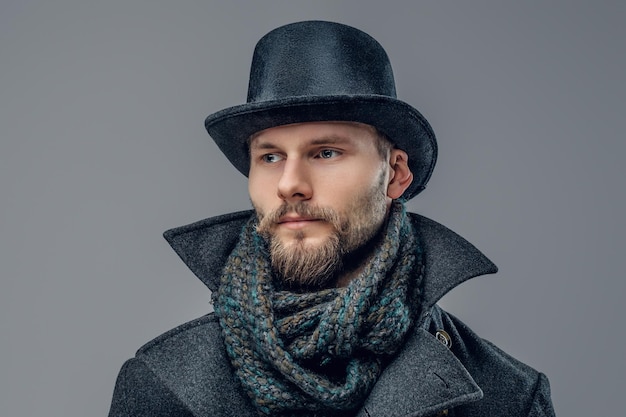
372,128,395,160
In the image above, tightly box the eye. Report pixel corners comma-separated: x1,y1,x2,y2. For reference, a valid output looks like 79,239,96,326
318,149,341,159
262,153,283,163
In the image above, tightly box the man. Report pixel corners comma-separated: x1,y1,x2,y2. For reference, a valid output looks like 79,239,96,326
109,21,555,417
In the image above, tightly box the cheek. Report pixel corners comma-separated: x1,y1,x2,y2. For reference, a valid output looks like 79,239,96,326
248,182,266,212
339,166,387,194
248,168,269,198
247,177,259,200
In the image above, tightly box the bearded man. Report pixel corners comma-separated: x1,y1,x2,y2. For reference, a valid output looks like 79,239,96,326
108,21,556,417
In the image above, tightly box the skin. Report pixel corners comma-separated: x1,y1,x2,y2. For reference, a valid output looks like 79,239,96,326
248,121,413,288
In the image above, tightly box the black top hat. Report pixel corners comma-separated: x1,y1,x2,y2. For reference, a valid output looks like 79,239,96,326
205,21,437,200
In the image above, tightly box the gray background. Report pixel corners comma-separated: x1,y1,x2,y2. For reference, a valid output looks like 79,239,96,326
1,1,624,416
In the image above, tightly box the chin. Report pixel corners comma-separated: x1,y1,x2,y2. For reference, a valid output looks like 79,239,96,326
279,227,331,245
282,235,328,251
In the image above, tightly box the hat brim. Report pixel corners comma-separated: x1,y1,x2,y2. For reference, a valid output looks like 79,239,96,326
205,95,437,201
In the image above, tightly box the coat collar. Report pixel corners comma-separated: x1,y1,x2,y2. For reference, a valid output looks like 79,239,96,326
163,210,497,313
160,210,497,416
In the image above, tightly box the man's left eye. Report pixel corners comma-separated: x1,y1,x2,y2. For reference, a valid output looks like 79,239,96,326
318,149,340,159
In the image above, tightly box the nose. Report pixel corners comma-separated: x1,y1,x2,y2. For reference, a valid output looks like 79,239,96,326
277,158,312,202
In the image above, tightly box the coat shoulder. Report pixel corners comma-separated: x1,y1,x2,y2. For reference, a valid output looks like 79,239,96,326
108,357,195,417
113,314,256,417
136,313,220,355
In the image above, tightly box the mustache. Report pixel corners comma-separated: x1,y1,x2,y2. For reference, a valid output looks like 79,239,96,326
256,202,342,235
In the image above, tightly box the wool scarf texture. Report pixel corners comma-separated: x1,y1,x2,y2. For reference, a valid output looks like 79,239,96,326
213,202,423,416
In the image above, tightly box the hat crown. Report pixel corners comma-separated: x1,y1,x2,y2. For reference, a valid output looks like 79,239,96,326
247,21,397,103
206,20,438,200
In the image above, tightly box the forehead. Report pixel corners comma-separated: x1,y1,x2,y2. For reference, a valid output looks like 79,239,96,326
249,121,379,148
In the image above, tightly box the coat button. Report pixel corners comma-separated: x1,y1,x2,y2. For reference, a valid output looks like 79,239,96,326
435,330,452,349
436,409,449,416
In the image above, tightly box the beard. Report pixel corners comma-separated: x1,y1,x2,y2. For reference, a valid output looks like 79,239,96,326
255,171,389,289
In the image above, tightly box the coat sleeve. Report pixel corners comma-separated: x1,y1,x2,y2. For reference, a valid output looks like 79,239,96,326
108,358,194,417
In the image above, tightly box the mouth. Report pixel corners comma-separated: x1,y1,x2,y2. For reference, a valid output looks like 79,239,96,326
277,215,323,230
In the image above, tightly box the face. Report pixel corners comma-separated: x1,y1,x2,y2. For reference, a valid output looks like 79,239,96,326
248,122,393,288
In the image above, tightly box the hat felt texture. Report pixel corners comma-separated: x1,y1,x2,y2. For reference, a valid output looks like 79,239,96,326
205,20,438,200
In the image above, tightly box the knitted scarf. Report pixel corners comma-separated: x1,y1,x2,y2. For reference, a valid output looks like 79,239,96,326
213,202,423,416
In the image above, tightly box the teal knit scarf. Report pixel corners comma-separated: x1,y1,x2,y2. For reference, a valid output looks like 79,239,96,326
213,202,423,416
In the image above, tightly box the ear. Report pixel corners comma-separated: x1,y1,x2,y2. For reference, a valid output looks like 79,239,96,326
386,149,413,199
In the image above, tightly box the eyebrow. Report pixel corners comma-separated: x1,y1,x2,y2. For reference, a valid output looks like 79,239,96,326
250,135,353,150
309,135,353,146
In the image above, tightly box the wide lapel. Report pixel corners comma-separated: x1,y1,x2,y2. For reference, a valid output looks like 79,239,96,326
356,327,482,417
410,213,498,319
163,210,254,292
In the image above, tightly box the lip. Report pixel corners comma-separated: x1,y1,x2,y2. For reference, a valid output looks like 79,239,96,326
277,216,322,230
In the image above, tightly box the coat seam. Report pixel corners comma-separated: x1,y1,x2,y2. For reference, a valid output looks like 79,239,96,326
135,357,197,417
526,372,546,417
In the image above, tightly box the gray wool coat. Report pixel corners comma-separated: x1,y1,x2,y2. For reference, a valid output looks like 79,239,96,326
108,211,556,417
